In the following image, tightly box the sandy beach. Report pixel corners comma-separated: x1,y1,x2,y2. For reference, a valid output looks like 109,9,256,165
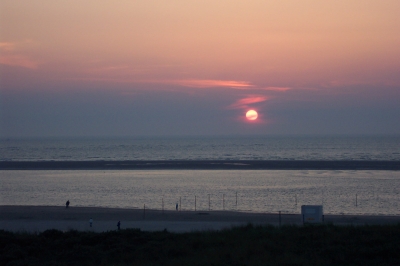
1,206,399,233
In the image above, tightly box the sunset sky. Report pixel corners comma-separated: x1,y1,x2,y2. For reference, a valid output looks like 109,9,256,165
1,0,399,137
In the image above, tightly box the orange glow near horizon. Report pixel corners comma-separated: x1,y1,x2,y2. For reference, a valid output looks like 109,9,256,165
229,96,269,110
1,1,399,90
1,1,399,110
0,1,399,137
170,79,254,89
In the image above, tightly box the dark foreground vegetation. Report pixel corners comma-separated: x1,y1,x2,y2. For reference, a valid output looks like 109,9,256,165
1,224,400,266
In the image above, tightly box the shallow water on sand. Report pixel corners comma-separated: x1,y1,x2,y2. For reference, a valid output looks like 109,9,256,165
1,170,399,216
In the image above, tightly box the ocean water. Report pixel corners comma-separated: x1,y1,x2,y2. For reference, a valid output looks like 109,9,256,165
1,170,399,215
1,135,400,161
1,136,399,215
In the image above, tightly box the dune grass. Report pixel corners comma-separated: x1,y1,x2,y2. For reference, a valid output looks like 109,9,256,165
1,223,400,265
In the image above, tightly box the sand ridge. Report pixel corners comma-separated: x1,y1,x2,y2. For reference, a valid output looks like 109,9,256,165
1,160,399,170
1,206,399,233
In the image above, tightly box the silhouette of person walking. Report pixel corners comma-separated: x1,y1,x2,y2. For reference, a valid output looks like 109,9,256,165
117,221,120,230
89,218,93,227
66,200,70,208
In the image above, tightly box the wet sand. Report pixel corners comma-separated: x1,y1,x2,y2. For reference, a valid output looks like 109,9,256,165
1,160,399,170
1,206,399,233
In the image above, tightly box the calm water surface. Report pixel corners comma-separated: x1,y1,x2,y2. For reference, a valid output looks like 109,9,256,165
2,136,399,215
1,170,398,215
1,135,399,161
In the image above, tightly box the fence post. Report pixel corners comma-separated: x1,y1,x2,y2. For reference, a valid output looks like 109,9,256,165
279,211,281,227
236,192,238,208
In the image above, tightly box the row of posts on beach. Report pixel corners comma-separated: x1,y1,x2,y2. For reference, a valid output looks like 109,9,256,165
157,193,237,213
139,192,363,214
166,193,237,212
141,193,237,218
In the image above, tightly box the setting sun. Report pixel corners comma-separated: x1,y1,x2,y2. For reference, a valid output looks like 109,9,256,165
246,110,258,121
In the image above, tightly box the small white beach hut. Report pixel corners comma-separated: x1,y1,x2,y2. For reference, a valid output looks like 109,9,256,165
301,205,323,224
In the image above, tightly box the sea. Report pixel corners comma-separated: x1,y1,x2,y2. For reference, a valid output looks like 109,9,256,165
1,135,399,215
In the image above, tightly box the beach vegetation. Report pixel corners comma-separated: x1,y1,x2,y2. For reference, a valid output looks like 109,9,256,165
1,224,400,265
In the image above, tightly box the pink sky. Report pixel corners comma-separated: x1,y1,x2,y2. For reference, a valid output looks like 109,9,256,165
1,1,399,137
